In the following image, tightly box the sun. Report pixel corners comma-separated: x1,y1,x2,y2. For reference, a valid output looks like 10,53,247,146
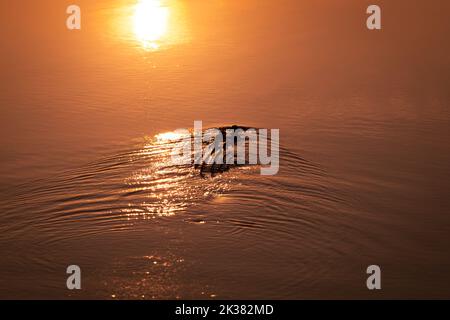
133,0,170,49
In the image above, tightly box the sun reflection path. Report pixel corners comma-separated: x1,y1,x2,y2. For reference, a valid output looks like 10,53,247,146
121,131,234,219
133,0,170,50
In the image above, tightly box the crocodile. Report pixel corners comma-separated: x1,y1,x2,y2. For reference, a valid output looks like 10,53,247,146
193,125,259,177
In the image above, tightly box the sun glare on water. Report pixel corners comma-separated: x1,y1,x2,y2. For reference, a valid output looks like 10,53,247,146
133,0,170,50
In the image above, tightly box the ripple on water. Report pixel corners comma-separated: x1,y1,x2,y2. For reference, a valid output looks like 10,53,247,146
0,127,350,254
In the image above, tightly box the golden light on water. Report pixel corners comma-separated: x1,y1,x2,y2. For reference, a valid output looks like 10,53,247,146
133,0,170,50
154,131,189,142
119,130,232,219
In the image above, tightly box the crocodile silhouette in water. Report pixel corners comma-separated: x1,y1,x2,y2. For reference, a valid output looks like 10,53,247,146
192,125,271,177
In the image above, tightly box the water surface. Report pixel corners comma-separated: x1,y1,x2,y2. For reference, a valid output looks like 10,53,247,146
1,0,450,298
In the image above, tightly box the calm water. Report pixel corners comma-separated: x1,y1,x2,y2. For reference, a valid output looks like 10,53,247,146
1,0,450,299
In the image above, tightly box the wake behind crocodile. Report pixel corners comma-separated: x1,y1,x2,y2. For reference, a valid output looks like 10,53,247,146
0,126,343,244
